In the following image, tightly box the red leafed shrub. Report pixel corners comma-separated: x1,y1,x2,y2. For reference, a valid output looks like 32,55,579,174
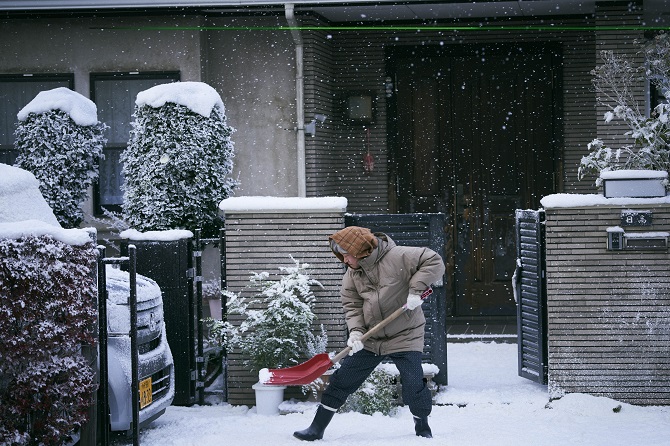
0,235,97,446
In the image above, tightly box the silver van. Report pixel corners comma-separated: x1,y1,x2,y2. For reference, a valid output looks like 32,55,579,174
104,266,175,432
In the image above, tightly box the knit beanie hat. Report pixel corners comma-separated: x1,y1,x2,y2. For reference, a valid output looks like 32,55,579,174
328,226,378,262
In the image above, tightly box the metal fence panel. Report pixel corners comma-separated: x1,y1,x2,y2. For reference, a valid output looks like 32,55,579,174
514,209,548,384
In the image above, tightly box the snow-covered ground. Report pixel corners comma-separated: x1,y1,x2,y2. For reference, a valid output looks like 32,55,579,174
110,342,670,446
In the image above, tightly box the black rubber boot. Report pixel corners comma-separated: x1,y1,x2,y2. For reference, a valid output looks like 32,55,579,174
293,405,336,441
414,416,433,438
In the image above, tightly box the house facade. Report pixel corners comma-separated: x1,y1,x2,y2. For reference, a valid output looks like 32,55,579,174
0,0,667,322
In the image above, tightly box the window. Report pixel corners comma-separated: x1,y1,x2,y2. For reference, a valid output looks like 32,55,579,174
91,72,180,214
0,74,74,165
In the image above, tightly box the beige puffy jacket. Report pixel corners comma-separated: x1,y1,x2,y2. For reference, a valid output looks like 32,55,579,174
337,233,445,355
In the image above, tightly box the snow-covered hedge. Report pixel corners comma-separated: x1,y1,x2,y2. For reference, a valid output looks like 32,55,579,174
14,88,107,228
0,235,97,445
121,82,237,236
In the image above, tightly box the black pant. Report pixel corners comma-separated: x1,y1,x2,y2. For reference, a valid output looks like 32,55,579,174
320,350,432,418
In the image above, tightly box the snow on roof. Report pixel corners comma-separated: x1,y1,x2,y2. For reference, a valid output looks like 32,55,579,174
16,87,99,127
120,228,194,241
136,81,224,117
541,193,670,209
599,169,668,180
218,196,348,213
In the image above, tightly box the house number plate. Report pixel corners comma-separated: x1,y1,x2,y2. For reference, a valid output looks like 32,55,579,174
621,210,652,226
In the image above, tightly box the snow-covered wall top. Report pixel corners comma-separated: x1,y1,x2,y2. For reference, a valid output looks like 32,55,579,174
599,169,669,179
541,193,670,209
17,87,99,126
218,196,348,214
119,228,194,241
136,81,224,117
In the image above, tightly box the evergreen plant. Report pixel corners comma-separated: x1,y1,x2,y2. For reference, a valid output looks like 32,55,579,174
121,82,237,236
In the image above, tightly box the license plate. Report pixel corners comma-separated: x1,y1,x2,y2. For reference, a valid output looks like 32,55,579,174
139,377,152,409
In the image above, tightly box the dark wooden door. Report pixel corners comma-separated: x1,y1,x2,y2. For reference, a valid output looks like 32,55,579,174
391,45,559,318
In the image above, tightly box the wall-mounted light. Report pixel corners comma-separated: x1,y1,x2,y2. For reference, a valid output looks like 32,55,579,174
304,113,327,137
344,91,375,124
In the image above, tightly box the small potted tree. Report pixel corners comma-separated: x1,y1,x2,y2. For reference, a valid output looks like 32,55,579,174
119,81,238,405
579,33,670,197
207,257,327,415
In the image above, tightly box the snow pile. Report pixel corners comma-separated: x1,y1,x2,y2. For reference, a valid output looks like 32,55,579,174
17,86,99,126
0,163,60,227
136,81,224,117
258,368,273,384
0,164,92,245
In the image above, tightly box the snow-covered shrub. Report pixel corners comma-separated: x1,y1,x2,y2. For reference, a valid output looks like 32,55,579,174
579,33,670,186
0,235,97,446
207,257,327,372
339,367,398,416
121,82,237,236
14,87,107,228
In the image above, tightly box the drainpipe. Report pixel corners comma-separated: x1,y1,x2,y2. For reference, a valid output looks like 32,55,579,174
285,3,307,197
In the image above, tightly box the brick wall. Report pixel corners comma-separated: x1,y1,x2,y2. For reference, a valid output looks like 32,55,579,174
544,203,670,405
221,204,347,406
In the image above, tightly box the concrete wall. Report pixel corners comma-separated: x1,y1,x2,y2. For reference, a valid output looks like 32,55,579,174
204,15,299,197
544,202,670,405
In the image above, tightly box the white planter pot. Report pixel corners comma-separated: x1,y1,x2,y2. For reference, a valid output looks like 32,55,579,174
600,170,668,198
252,382,286,415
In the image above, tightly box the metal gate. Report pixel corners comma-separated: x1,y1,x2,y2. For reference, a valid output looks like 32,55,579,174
514,209,548,384
345,213,448,385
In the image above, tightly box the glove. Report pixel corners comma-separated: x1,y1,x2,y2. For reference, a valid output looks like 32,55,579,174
406,293,423,310
347,331,364,355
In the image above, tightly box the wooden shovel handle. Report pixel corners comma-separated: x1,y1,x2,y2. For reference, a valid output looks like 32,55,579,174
331,287,433,364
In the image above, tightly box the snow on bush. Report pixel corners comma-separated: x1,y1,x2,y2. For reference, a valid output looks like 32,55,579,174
121,81,238,236
13,87,107,228
207,257,327,373
0,235,97,446
579,33,670,186
340,367,399,416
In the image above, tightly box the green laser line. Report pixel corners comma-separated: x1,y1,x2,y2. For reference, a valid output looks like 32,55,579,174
98,25,670,32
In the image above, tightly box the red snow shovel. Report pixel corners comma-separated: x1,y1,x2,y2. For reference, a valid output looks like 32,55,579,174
264,287,433,386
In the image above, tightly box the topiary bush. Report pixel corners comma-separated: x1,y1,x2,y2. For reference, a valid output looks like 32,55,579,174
339,366,399,416
14,87,107,228
121,81,238,236
0,235,97,446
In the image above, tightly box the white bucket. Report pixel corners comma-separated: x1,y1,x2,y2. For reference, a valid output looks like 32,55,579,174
252,382,286,415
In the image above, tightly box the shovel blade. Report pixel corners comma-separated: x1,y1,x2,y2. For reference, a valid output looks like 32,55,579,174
265,353,334,386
